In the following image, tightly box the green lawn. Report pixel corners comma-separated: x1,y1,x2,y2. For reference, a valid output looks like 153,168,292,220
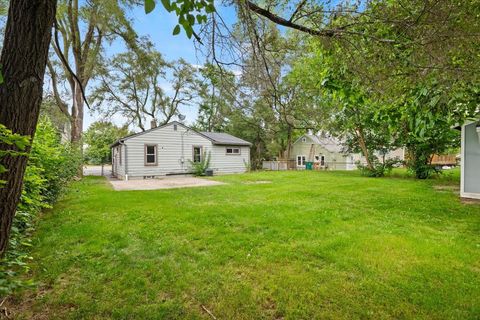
12,170,480,319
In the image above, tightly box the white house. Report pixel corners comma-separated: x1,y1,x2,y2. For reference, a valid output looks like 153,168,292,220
458,119,480,199
111,121,251,180
289,134,405,170
290,134,359,170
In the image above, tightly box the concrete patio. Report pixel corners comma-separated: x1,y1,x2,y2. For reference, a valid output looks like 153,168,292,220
108,176,225,191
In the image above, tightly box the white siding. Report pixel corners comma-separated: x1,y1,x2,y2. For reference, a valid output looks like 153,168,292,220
120,123,250,179
210,145,250,174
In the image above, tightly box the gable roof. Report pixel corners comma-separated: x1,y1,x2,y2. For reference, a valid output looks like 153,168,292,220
200,132,251,146
111,121,251,147
294,134,346,154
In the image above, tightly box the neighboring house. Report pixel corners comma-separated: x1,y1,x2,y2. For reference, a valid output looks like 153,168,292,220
290,134,405,170
290,134,360,170
111,121,251,180
458,120,480,199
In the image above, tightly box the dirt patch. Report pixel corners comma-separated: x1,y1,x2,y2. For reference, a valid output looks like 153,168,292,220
461,197,480,205
109,176,225,191
243,180,272,185
433,185,460,193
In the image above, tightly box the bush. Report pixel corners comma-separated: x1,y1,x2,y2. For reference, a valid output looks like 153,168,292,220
357,157,402,177
0,117,81,296
0,124,30,188
189,151,211,176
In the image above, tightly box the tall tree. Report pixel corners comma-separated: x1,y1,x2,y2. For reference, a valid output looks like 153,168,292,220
93,44,199,130
47,0,137,144
195,63,236,132
84,121,129,165
0,0,57,255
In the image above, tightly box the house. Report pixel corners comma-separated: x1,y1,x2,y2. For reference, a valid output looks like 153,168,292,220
111,121,251,180
290,134,360,170
458,119,480,199
289,134,405,170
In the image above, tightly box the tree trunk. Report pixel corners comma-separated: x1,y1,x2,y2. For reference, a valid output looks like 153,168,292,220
286,126,292,160
71,83,84,176
71,82,84,144
0,0,57,256
355,127,374,170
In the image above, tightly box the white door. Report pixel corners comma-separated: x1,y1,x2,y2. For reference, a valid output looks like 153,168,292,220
296,155,306,168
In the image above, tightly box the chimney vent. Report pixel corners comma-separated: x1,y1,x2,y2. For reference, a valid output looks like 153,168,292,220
150,120,157,129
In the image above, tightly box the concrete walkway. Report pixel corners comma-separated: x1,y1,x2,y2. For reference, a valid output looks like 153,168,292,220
83,165,112,177
108,176,225,191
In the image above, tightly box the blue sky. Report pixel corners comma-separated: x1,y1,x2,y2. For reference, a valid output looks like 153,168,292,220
84,3,238,131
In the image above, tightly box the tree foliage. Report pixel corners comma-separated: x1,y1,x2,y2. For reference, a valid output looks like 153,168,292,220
0,125,29,188
1,117,81,295
84,121,130,165
92,41,199,131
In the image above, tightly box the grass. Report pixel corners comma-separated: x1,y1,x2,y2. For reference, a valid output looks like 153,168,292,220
10,170,480,319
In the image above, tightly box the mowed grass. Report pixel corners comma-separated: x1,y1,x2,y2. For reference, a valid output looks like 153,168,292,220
12,170,480,319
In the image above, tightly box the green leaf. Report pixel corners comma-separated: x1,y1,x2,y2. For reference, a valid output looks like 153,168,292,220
160,0,171,12
172,25,181,35
144,0,156,14
187,14,195,26
184,25,193,38
205,3,215,13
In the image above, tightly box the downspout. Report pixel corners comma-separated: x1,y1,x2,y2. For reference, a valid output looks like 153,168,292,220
120,140,128,181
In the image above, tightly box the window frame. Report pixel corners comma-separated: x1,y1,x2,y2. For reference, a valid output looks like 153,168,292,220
297,155,306,166
225,147,241,155
192,145,203,163
144,144,158,166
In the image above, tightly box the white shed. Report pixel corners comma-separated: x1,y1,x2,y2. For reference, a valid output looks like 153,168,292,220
459,120,480,199
111,121,251,180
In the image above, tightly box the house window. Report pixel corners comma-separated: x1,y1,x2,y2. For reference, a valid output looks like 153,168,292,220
193,146,202,163
226,147,240,155
297,155,306,166
119,146,122,165
321,155,325,166
145,144,157,166
173,124,177,131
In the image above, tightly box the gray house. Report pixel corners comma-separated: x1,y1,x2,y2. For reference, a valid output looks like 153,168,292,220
290,134,359,170
111,121,251,180
459,120,480,199
289,134,405,170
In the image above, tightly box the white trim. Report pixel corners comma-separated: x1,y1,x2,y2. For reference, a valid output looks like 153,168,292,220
461,192,480,200
296,155,306,167
460,120,480,199
293,135,314,145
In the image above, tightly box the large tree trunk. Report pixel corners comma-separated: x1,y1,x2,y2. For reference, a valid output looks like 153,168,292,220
71,83,84,176
0,0,57,256
71,83,84,144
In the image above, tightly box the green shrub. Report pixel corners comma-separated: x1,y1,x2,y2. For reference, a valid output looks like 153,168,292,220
0,124,30,188
0,117,81,296
357,157,403,177
189,151,211,176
